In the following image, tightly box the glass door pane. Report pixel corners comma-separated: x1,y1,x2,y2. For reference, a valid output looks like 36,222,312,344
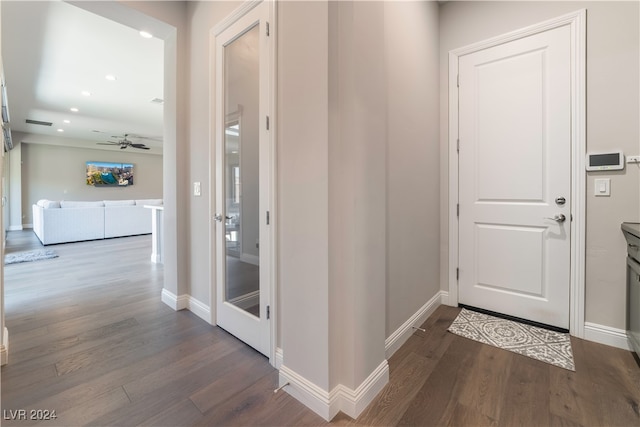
223,24,260,317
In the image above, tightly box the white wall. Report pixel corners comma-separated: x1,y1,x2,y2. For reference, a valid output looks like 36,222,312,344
19,140,162,224
439,1,640,330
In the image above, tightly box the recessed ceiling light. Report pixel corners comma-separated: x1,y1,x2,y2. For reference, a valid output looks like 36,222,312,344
63,120,71,124
105,75,117,81
139,30,153,39
81,91,91,97
57,129,64,132
70,107,79,112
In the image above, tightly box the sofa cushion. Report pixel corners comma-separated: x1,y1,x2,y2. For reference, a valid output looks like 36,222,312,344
103,200,135,206
44,200,61,209
36,199,61,209
136,199,163,206
60,200,105,208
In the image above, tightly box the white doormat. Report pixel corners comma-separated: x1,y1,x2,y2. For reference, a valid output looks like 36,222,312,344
448,308,575,371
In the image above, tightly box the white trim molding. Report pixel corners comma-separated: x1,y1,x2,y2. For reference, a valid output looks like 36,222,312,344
278,360,389,421
275,347,283,370
447,9,587,337
1,327,8,366
385,291,448,358
8,225,23,231
584,322,632,351
161,289,212,324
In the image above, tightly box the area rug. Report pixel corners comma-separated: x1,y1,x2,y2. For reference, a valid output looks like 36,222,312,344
5,249,58,265
448,308,575,371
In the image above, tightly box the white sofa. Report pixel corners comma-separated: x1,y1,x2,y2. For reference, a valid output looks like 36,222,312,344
32,199,162,245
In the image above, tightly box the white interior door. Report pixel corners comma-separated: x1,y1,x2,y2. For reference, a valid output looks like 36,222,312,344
458,25,571,329
214,2,271,356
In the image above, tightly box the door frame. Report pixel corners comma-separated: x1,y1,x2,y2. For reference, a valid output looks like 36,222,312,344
209,0,278,365
447,10,586,337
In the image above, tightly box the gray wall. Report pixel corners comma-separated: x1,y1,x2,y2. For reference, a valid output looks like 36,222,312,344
384,0,440,338
19,141,163,225
439,1,640,330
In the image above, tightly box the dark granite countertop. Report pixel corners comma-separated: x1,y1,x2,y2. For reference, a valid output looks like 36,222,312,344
622,222,640,239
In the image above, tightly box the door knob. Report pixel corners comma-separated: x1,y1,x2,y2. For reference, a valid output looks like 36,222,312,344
545,214,566,223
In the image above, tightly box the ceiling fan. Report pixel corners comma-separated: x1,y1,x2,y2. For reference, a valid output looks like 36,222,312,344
97,134,150,150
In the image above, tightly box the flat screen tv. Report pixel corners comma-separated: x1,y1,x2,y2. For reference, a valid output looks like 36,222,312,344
86,161,134,187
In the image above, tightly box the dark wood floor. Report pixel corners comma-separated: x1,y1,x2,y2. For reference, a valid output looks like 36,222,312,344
2,230,639,426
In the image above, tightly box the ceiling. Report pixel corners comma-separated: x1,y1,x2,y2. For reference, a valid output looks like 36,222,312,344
1,1,164,152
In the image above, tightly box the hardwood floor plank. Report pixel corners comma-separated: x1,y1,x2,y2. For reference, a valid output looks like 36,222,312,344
189,349,274,413
196,371,318,427
137,399,204,427
355,351,432,426
48,386,132,427
447,402,498,427
397,337,480,426
3,314,213,411
122,335,248,402
497,355,550,427
457,343,514,421
573,337,640,425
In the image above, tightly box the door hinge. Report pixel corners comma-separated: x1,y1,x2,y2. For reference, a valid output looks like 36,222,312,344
266,22,270,36
266,115,270,130
457,203,459,218
456,268,459,280
267,305,270,319
266,210,270,225
457,138,460,153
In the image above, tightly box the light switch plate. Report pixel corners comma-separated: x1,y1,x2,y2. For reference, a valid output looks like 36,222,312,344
594,178,610,197
193,182,201,197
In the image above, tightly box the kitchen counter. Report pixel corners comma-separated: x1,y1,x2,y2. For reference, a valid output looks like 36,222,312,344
621,222,640,239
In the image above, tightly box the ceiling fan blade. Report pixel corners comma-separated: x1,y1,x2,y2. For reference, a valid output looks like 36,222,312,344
130,143,148,148
133,146,150,150
97,142,118,145
120,145,127,149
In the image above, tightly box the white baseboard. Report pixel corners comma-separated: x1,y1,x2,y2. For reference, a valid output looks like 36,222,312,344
186,296,212,324
1,327,8,366
240,253,259,266
385,290,448,358
278,360,389,421
8,225,23,231
275,347,283,370
584,322,632,351
161,289,212,324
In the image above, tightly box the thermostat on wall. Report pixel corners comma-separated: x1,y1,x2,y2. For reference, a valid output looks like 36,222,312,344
586,151,625,171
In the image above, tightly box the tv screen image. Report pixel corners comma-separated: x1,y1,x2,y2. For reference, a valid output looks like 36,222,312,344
86,161,134,187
